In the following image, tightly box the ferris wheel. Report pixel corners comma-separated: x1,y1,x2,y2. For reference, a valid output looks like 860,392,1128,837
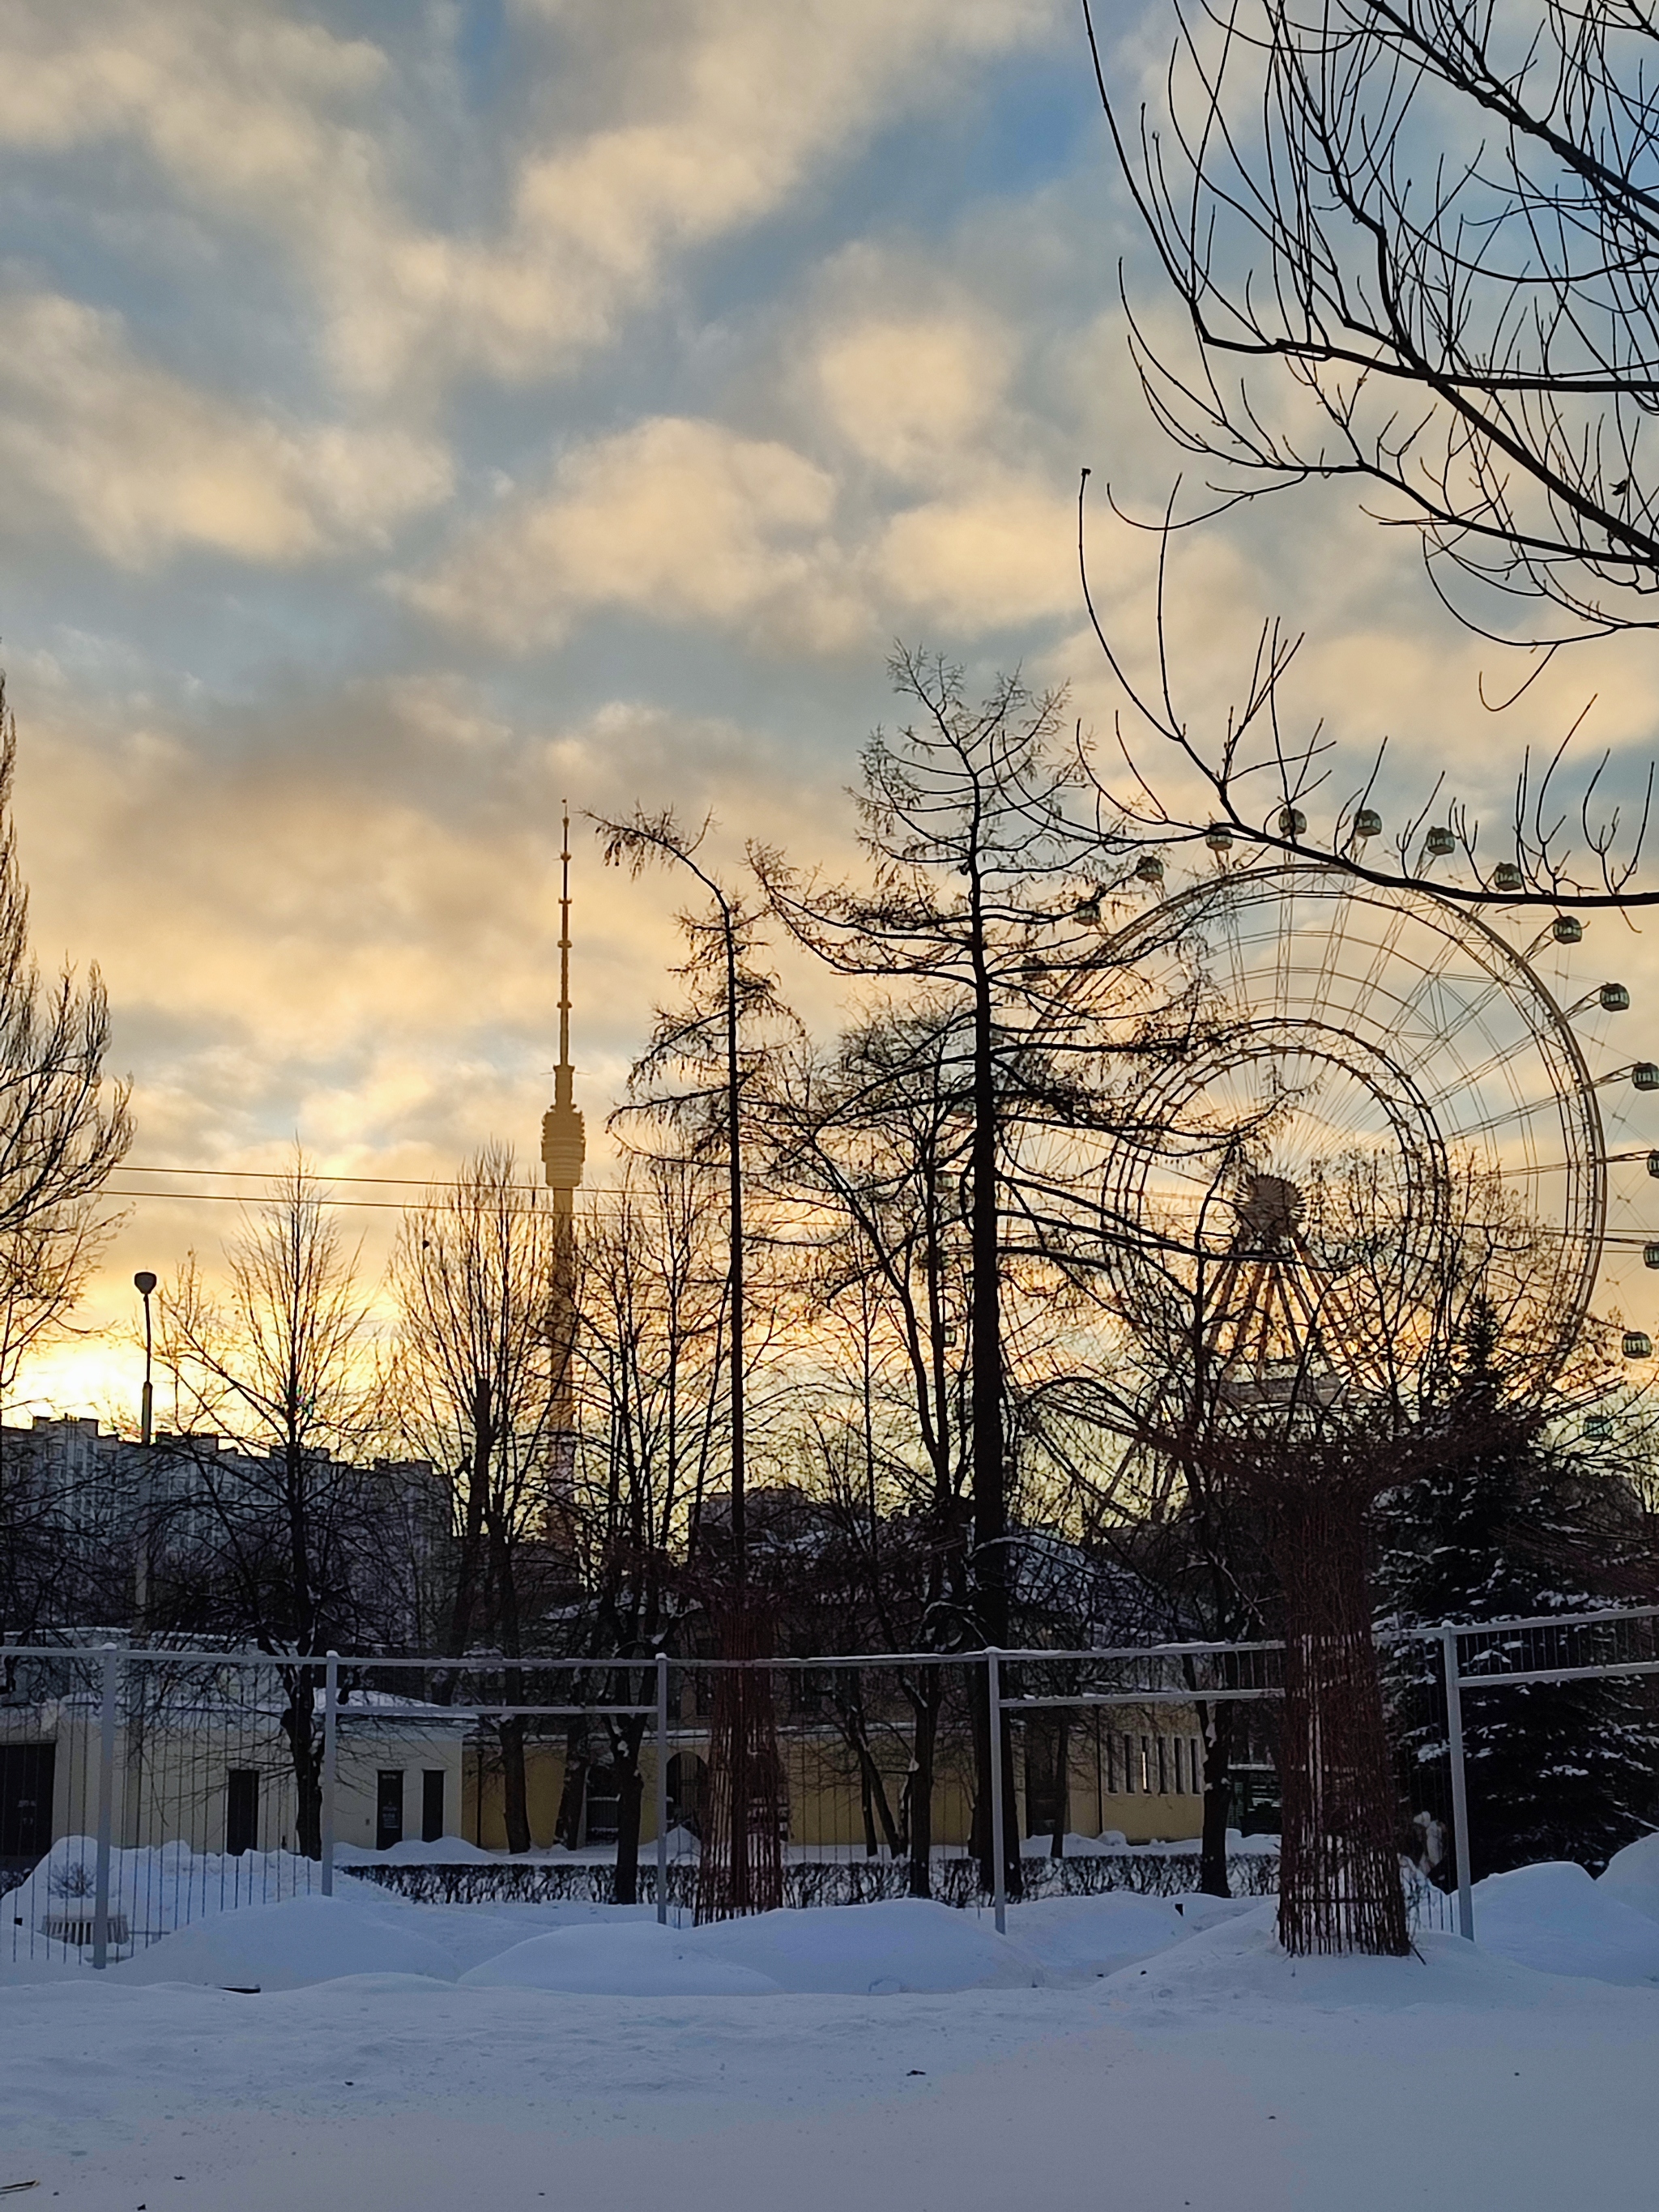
1097,864,1637,1395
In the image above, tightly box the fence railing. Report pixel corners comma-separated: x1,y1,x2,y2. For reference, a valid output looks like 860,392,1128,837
2,1606,1653,1963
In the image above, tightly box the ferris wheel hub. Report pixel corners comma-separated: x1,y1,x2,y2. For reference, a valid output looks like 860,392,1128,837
1236,1172,1303,1242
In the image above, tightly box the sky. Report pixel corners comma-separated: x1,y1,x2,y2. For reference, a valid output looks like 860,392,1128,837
5,0,1659,1425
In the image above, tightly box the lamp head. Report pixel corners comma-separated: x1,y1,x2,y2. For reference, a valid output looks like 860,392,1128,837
134,1270,157,1298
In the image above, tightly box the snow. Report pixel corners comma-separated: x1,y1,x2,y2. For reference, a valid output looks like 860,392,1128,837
335,1834,499,1866
7,1845,1659,2206
110,1893,458,1992
689,1898,1043,1994
1597,1829,1659,1921
5,1836,316,1964
1021,1825,1279,1857
332,1823,696,1867
1003,1890,1256,1980
1468,1860,1659,1986
1,1890,1656,2210
459,1923,782,1996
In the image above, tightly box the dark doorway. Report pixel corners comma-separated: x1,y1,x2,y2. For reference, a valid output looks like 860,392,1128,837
583,1764,621,1844
1023,1715,1069,1845
665,1753,707,1838
0,1743,54,1875
225,1768,260,1856
377,1770,404,1849
421,1769,446,1844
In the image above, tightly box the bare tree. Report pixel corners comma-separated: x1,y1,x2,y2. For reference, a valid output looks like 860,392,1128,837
158,1161,383,1856
757,650,1158,1895
390,1143,565,1852
0,684,133,1630
1091,0,1659,648
1078,1,1659,908
770,1012,978,1895
1069,479,1659,909
565,1158,727,1897
596,808,800,1917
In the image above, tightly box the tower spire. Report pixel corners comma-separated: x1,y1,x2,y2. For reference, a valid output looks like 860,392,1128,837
542,804,586,1213
543,808,585,1497
558,805,573,1080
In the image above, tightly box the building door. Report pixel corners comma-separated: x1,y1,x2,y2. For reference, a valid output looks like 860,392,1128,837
665,1753,706,1838
377,1770,404,1849
420,1770,445,1844
1023,1714,1069,1844
0,1743,54,1871
225,1768,260,1856
582,1765,621,1844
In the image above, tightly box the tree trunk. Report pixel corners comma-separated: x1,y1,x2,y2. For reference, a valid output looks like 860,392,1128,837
696,1601,783,1922
1050,1712,1070,1859
280,1669,323,1860
448,1395,491,1660
1197,1698,1235,1898
1273,1484,1409,1956
613,1745,645,1905
968,1667,1023,1902
497,1711,531,1856
554,1722,590,1850
903,1675,939,1899
838,1684,902,1858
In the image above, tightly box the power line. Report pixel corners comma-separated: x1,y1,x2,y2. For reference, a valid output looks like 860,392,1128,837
120,1164,553,1192
104,1174,638,1215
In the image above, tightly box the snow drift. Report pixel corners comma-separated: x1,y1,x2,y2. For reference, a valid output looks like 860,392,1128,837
460,1923,781,1995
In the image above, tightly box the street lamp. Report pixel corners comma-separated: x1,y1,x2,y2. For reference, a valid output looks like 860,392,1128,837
134,1272,156,1447
133,1270,156,1631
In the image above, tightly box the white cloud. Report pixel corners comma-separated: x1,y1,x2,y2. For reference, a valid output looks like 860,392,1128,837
0,0,1065,397
410,416,865,650
0,290,451,565
815,311,1016,483
875,475,1079,629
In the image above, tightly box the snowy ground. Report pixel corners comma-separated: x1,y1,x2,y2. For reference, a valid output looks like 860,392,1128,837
4,1841,1658,2210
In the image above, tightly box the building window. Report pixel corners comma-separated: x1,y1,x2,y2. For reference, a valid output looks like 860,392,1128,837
377,1771,404,1850
225,1769,259,1857
421,1769,446,1844
1156,1736,1170,1794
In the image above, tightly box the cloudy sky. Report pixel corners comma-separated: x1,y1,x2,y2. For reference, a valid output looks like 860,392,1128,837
5,0,1657,1421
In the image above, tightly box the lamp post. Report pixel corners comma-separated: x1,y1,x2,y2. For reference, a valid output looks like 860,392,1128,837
134,1272,156,1447
133,1271,156,1628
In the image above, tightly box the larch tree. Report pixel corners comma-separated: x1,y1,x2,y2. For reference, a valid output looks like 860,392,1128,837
158,1161,382,1857
390,1143,567,1856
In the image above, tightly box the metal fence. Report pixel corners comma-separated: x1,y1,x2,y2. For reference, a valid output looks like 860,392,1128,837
2,1607,1654,1966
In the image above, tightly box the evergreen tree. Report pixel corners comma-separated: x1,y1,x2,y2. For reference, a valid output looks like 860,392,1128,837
1379,1308,1657,1879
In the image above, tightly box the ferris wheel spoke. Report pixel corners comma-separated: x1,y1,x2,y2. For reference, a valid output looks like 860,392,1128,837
1321,889,1428,1039
1109,865,1601,1387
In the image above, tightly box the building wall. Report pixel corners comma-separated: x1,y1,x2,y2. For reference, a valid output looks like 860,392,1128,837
464,1703,1209,1852
22,1706,467,1860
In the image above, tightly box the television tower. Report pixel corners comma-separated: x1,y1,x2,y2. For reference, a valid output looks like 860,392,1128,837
541,808,585,1464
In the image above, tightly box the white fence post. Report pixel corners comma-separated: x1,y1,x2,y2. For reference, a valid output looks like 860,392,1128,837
987,1648,1007,1937
320,1650,339,1898
1442,1624,1474,1941
92,1643,120,1968
655,1652,670,1926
